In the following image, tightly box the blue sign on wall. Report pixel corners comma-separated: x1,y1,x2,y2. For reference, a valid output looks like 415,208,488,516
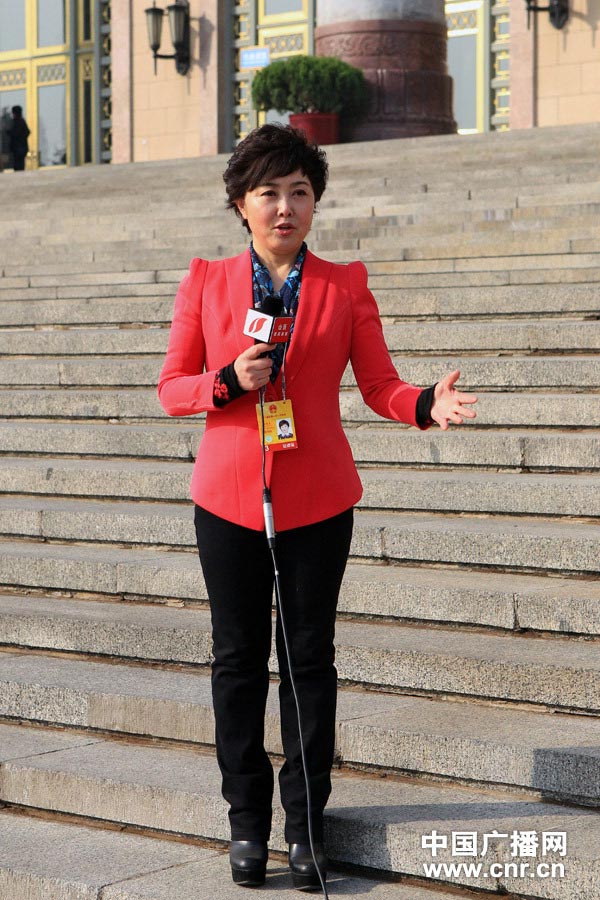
240,47,271,70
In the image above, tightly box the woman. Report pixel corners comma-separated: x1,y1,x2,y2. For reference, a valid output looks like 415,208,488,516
157,124,477,891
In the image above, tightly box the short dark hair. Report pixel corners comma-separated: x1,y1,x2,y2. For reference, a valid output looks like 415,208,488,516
12,105,23,117
223,123,329,232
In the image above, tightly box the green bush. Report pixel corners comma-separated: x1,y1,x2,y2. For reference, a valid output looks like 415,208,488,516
252,55,369,120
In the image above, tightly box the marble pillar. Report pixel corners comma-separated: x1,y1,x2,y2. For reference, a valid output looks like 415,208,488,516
316,0,456,140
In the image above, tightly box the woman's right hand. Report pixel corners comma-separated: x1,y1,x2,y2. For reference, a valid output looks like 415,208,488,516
234,343,276,391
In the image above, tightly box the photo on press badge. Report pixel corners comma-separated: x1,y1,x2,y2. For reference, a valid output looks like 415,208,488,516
277,419,293,440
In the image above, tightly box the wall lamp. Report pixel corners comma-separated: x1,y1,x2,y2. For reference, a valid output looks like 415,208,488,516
145,0,191,75
524,0,569,29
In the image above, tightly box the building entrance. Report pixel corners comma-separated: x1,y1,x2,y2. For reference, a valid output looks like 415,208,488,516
0,0,109,170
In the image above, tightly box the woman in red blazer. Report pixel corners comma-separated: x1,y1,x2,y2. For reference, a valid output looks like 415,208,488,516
158,125,476,891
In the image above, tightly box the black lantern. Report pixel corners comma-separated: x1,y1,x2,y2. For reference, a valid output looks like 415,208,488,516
144,0,191,75
524,0,569,29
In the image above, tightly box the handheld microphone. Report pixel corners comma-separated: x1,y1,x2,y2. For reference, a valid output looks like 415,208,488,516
243,294,293,345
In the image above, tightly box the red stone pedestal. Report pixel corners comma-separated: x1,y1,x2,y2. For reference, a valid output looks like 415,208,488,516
315,18,456,141
289,112,340,145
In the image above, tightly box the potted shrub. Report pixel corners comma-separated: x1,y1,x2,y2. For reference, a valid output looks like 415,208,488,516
251,55,369,145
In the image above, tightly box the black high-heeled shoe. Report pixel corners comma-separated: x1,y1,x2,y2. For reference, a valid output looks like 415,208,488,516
288,842,328,892
230,840,268,887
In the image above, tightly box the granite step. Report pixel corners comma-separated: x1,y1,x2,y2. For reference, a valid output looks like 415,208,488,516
1,355,598,389
0,538,598,634
0,281,175,303
339,390,600,428
316,204,600,230
0,388,594,428
1,497,598,574
0,722,596,897
2,231,594,270
1,421,598,471
0,649,598,803
4,257,600,287
0,297,174,327
4,194,600,238
0,456,598,518
2,319,599,356
5,249,600,278
0,593,598,709
373,283,600,317
348,250,600,271
2,283,600,328
0,810,449,900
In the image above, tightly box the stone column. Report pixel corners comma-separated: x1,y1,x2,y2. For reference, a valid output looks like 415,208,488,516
111,0,133,164
509,0,535,129
315,0,456,140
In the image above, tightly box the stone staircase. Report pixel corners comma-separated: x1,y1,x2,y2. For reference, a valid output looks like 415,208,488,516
0,121,599,899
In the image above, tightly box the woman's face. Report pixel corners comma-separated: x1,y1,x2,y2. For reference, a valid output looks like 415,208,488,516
235,169,315,262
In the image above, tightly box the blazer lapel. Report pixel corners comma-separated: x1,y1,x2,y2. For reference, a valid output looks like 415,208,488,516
285,249,332,386
224,249,254,356
222,247,332,383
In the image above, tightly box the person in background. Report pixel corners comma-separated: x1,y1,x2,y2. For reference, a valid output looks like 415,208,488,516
157,123,478,892
9,106,30,172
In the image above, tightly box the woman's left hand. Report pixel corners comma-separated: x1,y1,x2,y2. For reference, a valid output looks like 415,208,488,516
430,370,478,430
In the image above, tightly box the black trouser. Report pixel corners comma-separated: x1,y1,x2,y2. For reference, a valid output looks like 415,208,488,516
12,152,26,171
194,504,353,844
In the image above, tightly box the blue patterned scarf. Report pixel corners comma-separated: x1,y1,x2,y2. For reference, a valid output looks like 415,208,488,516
250,241,307,382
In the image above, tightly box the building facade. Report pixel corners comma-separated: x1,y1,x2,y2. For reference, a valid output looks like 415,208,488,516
0,0,111,169
1,0,599,170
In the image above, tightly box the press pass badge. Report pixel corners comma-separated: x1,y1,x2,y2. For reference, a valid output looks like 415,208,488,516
244,309,293,343
256,399,298,452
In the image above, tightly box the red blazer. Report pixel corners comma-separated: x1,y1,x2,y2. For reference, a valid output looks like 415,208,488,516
158,248,430,531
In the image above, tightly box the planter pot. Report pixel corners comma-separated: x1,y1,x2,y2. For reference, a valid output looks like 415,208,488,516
289,112,340,145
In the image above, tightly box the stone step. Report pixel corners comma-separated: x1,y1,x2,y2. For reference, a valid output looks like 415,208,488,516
0,538,597,634
0,296,173,327
365,256,600,278
0,722,596,897
0,593,598,709
1,649,598,803
1,355,598,389
1,173,595,220
0,456,598,518
0,284,598,330
349,249,600,271
4,282,175,303
317,203,600,231
17,215,592,249
0,387,594,428
4,249,600,279
1,188,598,239
0,495,600,574
2,420,598,471
0,327,169,356
4,182,600,231
374,283,600,317
0,494,598,575
2,283,599,328
4,257,600,289
0,810,443,900
340,391,599,427
0,233,580,263
347,223,600,249
2,319,599,356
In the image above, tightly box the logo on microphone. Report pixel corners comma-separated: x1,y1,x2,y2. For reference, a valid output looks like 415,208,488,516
243,307,293,343
247,316,268,334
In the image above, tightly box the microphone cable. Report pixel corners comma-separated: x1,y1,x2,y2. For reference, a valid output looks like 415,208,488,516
259,387,329,899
